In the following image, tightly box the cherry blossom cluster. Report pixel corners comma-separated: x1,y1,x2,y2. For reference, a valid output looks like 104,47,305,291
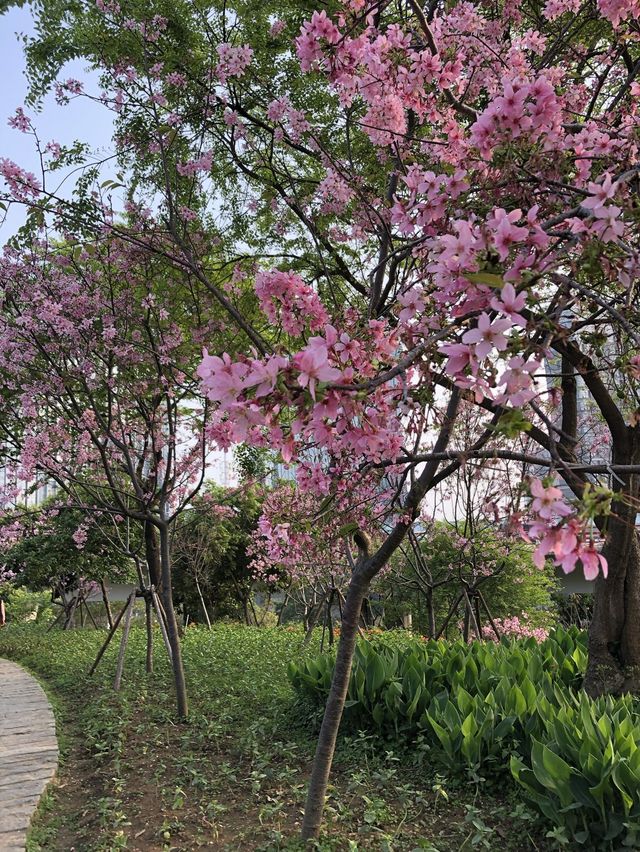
254,270,329,336
524,478,608,581
468,615,549,643
215,43,254,84
0,567,17,586
3,0,638,596
249,482,385,592
0,234,219,521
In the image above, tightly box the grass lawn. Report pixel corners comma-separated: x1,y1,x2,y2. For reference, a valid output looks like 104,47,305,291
0,623,551,851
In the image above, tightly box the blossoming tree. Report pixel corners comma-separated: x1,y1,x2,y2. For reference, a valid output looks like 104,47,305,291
3,0,640,839
0,228,252,717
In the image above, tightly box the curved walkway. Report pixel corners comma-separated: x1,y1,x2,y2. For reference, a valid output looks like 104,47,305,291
0,658,58,851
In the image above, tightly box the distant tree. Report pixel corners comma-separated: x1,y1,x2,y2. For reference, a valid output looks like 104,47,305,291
172,484,263,625
0,232,254,717
1,502,132,590
381,521,557,640
233,444,276,485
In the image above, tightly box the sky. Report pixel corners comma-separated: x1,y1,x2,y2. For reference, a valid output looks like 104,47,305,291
1,5,116,237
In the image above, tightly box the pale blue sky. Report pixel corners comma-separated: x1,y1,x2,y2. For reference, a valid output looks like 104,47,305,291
1,5,116,236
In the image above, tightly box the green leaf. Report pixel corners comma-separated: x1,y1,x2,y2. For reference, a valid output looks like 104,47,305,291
465,271,505,289
461,711,478,739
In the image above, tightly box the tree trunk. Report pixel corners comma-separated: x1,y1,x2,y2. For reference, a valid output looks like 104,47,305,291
584,432,640,696
426,589,435,638
158,522,189,720
277,589,290,626
301,572,368,841
242,596,251,625
145,521,162,591
584,514,640,695
301,389,461,841
0,598,5,626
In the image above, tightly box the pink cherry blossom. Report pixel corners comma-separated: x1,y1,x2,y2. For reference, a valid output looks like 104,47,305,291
490,209,530,261
197,351,250,406
216,43,254,83
462,313,512,359
582,173,619,217
496,356,540,406
398,287,425,322
490,283,527,327
530,477,573,520
293,337,342,399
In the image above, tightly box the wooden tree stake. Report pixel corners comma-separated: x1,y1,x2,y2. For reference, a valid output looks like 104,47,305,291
113,593,136,691
88,595,133,676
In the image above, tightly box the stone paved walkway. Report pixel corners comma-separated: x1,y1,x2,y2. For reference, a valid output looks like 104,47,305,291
0,658,58,851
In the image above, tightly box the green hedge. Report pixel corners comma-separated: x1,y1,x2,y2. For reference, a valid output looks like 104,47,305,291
289,628,640,849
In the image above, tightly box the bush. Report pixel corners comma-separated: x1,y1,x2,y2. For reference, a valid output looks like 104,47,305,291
289,627,640,849
289,627,585,742
511,690,640,848
4,587,53,624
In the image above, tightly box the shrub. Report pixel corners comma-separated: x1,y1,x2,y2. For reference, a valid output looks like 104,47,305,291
289,627,640,849
289,627,584,742
4,587,53,624
512,689,640,848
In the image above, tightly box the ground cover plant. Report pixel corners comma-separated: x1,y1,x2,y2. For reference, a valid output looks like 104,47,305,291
291,627,640,850
0,622,553,851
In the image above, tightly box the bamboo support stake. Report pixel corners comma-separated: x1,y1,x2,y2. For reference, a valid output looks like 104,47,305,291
83,599,100,630
88,595,132,676
100,579,114,629
461,587,481,641
151,586,174,663
113,593,136,691
477,588,501,641
46,606,65,633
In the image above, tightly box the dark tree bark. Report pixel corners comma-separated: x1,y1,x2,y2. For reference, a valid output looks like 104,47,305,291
425,589,435,638
242,596,251,625
584,429,640,695
302,553,370,840
144,521,162,591
158,521,189,720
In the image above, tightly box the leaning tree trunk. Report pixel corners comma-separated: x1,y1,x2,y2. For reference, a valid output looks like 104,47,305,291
584,432,640,696
301,388,461,842
301,570,369,841
158,523,189,720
